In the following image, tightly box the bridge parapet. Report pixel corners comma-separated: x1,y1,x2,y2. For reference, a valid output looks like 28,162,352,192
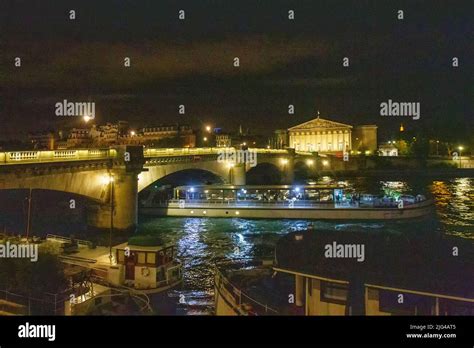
0,148,117,165
0,147,291,166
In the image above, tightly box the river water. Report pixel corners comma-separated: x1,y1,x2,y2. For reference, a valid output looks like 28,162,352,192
137,176,474,315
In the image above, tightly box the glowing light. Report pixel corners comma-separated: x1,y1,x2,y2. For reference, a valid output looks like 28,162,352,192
280,158,289,165
83,115,91,123
365,150,371,155
100,175,114,185
189,187,195,192
294,187,301,193
205,125,212,132
203,210,207,214
203,137,208,141
242,142,247,146
458,146,464,151
322,160,329,166
227,162,234,168
190,210,194,214
306,159,314,166
266,145,270,149
130,130,136,136
235,211,240,215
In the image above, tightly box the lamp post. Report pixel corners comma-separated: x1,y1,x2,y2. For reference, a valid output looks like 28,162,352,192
108,175,115,263
436,140,439,156
458,146,464,168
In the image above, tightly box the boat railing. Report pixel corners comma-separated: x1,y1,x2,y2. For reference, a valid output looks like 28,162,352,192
46,234,93,248
214,261,279,315
156,262,183,288
164,196,431,209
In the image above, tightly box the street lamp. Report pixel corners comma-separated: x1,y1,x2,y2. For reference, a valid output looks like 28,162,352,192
458,146,464,168
203,137,208,142
83,115,91,123
101,174,115,263
306,159,314,167
205,125,212,133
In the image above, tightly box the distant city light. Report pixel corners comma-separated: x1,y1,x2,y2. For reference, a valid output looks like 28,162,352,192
189,187,195,192
306,159,314,166
130,130,136,136
266,145,271,149
294,187,301,193
280,158,289,165
203,137,208,141
83,115,91,123
322,160,329,166
458,146,464,151
205,125,212,132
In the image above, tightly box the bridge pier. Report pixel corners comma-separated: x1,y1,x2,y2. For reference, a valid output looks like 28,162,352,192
281,156,295,184
89,146,145,232
231,163,246,185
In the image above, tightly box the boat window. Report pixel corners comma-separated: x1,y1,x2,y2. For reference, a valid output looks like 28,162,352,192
321,281,347,305
157,251,165,265
117,250,125,263
137,252,146,264
319,190,334,202
146,252,156,265
379,290,434,315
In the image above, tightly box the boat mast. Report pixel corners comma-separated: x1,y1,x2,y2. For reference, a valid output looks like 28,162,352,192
25,188,32,241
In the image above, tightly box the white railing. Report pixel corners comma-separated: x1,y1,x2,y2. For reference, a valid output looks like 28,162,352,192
144,147,289,158
0,149,117,164
0,147,289,165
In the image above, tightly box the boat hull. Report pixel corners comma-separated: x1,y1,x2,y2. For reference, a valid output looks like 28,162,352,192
141,199,434,220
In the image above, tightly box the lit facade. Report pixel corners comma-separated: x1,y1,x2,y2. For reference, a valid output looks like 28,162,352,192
288,116,352,153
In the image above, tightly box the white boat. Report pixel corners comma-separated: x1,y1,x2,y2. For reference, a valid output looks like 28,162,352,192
141,184,434,220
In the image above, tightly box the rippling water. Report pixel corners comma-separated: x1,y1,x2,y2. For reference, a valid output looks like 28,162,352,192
137,177,474,315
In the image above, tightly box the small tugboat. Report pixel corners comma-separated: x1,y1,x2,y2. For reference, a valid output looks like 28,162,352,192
46,234,182,296
214,230,474,316
143,184,434,220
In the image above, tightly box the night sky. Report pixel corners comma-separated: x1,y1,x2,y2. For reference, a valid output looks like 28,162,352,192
0,0,472,141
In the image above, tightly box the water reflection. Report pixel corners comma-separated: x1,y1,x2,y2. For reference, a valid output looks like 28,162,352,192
138,176,473,314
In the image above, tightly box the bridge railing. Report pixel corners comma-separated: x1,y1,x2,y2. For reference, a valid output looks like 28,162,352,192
0,149,117,164
0,147,289,164
144,147,289,158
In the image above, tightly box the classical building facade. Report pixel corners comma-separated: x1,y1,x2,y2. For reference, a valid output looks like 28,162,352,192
288,116,352,153
288,115,378,154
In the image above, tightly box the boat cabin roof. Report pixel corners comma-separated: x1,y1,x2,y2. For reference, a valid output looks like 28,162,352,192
275,230,474,300
175,184,345,191
114,242,174,252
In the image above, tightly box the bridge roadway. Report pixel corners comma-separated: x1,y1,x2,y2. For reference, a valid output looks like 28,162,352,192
0,146,300,230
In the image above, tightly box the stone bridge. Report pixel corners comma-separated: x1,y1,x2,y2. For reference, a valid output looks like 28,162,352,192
0,146,300,230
